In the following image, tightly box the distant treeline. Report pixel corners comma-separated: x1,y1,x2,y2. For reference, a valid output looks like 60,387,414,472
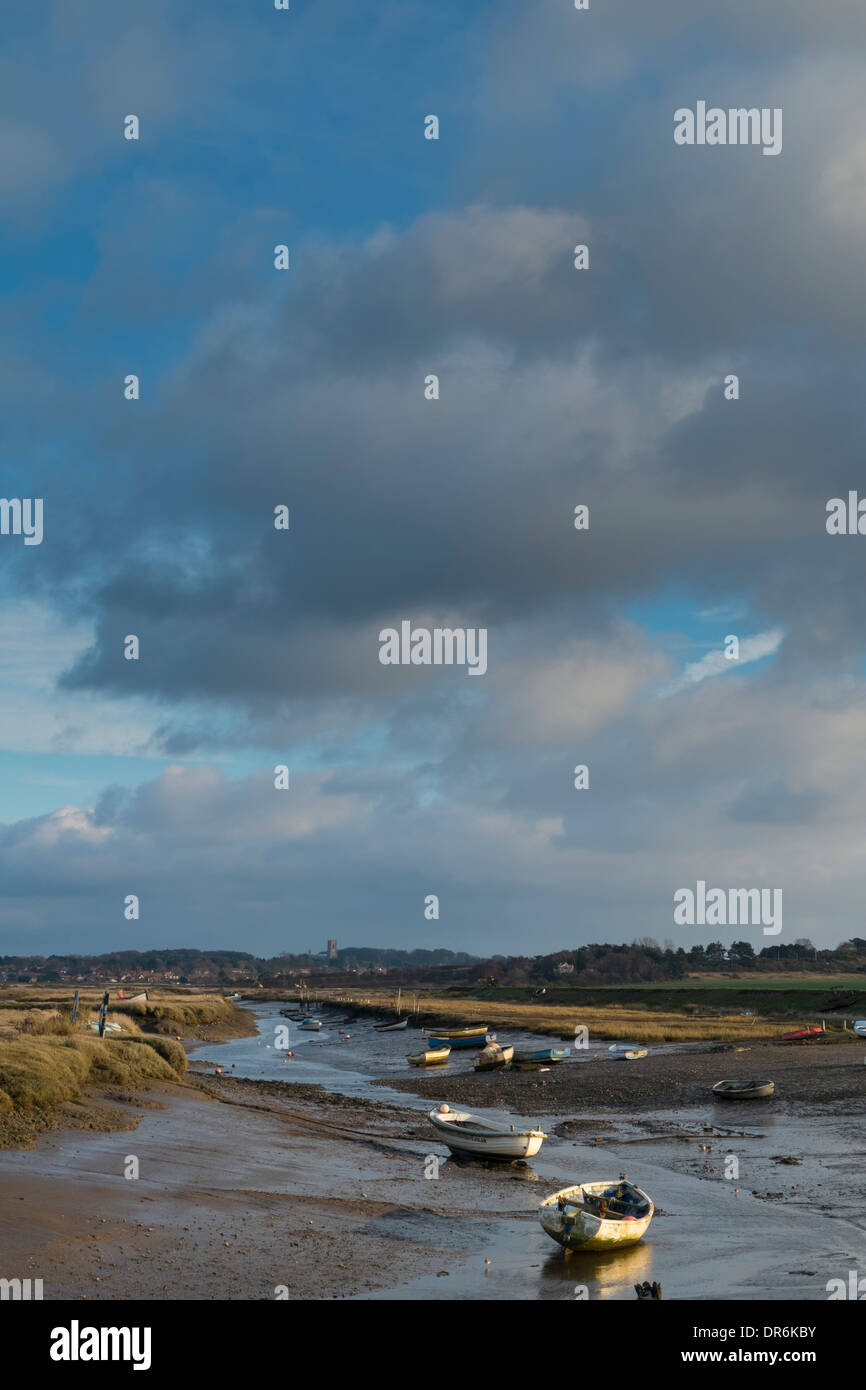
468,937,866,985
1,937,865,986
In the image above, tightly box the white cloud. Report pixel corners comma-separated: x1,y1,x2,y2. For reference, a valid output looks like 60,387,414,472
656,628,784,697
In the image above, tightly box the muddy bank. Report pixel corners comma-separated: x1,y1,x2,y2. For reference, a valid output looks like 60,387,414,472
378,1041,866,1115
0,1076,546,1300
153,1005,259,1045
2,1068,864,1301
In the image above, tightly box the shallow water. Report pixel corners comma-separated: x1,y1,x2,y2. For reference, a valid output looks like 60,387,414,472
191,1004,866,1301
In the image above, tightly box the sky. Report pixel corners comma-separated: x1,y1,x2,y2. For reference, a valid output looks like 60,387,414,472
2,0,866,957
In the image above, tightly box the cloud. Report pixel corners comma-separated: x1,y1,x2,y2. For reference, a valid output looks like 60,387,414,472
2,0,866,956
657,629,785,696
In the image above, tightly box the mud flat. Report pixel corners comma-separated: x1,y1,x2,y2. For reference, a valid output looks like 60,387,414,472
380,1040,866,1116
0,1066,864,1301
0,1077,545,1300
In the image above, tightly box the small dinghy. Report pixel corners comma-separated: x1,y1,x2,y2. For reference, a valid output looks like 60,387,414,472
540,1178,654,1252
781,1026,823,1042
374,1018,409,1031
512,1059,551,1072
853,1020,866,1038
428,1105,546,1159
473,1043,514,1071
712,1079,775,1100
512,1047,570,1064
609,1043,647,1060
298,1018,323,1031
407,1047,450,1067
427,1027,490,1049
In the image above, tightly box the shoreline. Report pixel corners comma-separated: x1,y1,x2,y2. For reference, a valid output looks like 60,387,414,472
2,1023,864,1301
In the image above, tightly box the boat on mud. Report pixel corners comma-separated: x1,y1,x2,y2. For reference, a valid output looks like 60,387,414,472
407,1046,451,1066
374,1018,409,1031
609,1043,647,1060
539,1178,654,1252
427,1026,490,1049
298,1018,323,1031
712,1079,775,1100
428,1105,546,1159
781,1026,823,1042
473,1042,514,1071
512,1047,570,1064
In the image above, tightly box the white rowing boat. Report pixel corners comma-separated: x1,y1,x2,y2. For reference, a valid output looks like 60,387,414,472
712,1079,775,1099
428,1105,546,1159
374,1018,409,1031
539,1179,654,1251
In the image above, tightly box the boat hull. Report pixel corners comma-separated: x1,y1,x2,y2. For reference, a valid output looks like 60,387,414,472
428,1108,545,1160
513,1047,570,1063
428,1032,489,1049
473,1045,514,1071
374,1019,409,1031
540,1182,654,1252
712,1080,775,1099
407,1048,450,1066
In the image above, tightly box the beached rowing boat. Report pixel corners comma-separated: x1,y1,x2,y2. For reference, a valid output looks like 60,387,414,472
298,1018,323,1031
512,1047,570,1064
539,1179,654,1252
473,1043,514,1071
374,1019,409,1031
712,1079,775,1099
781,1026,823,1042
609,1043,647,1059
428,1027,490,1049
428,1105,546,1159
407,1047,451,1066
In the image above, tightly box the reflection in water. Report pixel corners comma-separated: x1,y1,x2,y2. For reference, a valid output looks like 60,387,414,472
537,1239,654,1300
441,1155,544,1182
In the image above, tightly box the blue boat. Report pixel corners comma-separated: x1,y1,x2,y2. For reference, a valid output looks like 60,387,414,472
513,1047,570,1063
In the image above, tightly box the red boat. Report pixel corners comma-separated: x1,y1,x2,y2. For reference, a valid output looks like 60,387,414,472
781,1026,824,1042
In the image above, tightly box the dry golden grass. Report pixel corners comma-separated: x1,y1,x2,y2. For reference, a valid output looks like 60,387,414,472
0,997,188,1119
306,988,808,1043
0,987,237,1032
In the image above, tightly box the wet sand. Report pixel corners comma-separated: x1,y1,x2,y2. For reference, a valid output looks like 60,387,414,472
0,1077,549,1300
2,1015,864,1301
